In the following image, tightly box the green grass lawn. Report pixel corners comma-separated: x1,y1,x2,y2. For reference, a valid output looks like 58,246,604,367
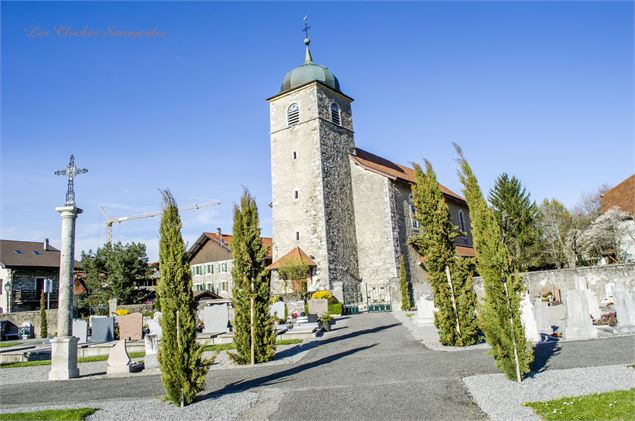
0,408,97,420
0,351,146,368
0,342,23,348
525,388,635,420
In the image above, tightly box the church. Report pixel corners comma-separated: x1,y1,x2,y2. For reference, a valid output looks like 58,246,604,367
266,32,475,310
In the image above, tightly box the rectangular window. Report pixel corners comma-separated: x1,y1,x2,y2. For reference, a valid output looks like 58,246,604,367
222,263,227,272
207,264,212,274
293,151,297,160
296,231,300,241
294,190,299,199
221,281,228,291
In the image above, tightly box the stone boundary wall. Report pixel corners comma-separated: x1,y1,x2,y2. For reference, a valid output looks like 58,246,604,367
115,303,154,315
473,263,635,300
0,309,58,338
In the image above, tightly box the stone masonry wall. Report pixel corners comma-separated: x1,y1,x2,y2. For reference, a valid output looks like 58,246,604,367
473,263,635,299
350,162,398,295
0,309,58,338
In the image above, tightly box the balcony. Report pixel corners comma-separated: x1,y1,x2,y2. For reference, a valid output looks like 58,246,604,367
12,290,58,305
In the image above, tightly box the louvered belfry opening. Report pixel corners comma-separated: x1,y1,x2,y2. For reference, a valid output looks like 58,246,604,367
288,103,299,126
330,103,340,125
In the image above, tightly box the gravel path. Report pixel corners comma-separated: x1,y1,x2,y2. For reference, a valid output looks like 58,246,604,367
0,393,258,421
393,311,490,352
463,364,635,420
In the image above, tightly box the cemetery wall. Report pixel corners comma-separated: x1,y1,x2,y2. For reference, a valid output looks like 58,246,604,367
116,303,154,314
0,309,58,338
473,263,635,300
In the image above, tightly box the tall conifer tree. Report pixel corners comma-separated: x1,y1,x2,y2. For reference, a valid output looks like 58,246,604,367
409,160,478,346
157,190,210,406
39,293,48,338
229,189,276,364
489,174,541,272
399,256,410,310
455,145,533,381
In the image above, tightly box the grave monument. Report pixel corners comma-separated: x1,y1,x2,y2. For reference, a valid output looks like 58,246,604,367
49,155,87,381
564,290,598,340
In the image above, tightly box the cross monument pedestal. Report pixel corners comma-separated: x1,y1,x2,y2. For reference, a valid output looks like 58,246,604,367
49,155,87,381
49,205,83,381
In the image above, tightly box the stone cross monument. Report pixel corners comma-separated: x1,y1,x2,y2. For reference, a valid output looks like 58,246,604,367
49,155,86,381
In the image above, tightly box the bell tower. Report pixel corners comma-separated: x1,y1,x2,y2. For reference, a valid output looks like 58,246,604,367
268,20,359,300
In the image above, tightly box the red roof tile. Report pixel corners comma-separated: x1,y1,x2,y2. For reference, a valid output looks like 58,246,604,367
204,233,273,257
267,247,317,270
601,174,635,214
350,148,464,202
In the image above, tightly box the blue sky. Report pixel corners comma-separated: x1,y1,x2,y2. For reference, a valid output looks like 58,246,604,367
2,1,633,261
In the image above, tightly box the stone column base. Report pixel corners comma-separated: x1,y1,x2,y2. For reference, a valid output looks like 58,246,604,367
49,336,80,381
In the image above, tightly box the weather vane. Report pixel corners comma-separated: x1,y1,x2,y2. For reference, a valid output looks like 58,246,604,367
302,15,310,43
55,154,88,206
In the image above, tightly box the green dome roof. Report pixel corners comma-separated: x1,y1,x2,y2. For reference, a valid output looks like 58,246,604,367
279,38,340,93
280,63,340,93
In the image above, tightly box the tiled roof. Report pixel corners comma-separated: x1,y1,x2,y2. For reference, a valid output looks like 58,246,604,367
204,233,273,257
455,245,476,258
0,240,63,268
350,148,464,202
601,174,634,214
267,247,317,270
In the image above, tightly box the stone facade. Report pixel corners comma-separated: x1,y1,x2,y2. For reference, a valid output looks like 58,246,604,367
269,82,359,298
0,268,59,313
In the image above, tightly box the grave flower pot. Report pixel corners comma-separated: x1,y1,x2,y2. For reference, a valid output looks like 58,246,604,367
322,321,332,332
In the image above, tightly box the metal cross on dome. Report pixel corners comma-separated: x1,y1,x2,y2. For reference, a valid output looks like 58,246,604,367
54,154,88,206
302,15,310,40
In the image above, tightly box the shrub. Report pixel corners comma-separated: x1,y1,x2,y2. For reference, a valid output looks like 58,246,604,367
328,302,343,315
115,309,129,316
311,290,338,304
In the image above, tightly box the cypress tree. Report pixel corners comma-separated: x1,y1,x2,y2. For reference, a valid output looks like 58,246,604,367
229,189,276,365
157,190,210,406
39,293,48,338
409,160,478,346
399,256,410,310
455,145,533,381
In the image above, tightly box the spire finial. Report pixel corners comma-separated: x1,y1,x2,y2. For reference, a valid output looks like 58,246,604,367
302,15,313,64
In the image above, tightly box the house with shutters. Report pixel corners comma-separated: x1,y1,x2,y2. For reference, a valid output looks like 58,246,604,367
0,239,80,313
186,229,273,299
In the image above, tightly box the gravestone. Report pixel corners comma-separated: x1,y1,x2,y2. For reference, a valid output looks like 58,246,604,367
520,294,541,343
107,340,132,375
287,301,305,318
144,334,159,370
605,283,616,299
533,299,552,334
414,296,435,326
202,304,229,333
583,290,602,320
72,319,88,343
118,312,143,341
270,301,286,319
613,290,635,334
308,299,328,317
575,277,588,291
564,290,598,340
147,312,162,340
91,316,115,342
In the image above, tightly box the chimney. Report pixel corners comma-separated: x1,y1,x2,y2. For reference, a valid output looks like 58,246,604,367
43,238,49,251
217,227,223,244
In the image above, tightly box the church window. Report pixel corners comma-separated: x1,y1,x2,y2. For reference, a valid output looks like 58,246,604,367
330,103,341,126
459,210,466,233
296,231,300,241
294,190,299,199
287,103,299,126
293,151,297,160
409,194,420,229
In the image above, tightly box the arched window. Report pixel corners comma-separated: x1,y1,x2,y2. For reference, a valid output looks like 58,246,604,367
409,194,420,229
459,210,466,233
287,103,299,126
330,103,341,126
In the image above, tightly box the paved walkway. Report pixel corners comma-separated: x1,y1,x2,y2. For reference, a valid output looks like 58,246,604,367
1,313,634,420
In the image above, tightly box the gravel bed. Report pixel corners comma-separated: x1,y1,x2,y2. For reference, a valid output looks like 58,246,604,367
462,364,635,420
0,341,316,385
392,311,490,352
0,393,259,421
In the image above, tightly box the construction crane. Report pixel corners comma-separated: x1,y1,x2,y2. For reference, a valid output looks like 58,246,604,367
100,200,220,244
